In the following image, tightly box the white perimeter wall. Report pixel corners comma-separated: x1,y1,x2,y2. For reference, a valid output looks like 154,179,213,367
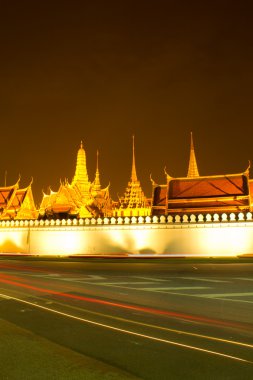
0,218,253,256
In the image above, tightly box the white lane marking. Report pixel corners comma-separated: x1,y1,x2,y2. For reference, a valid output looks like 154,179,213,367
32,296,253,350
196,292,253,298
80,275,106,280
132,276,168,282
199,297,253,304
139,287,210,292
0,292,251,364
62,278,108,283
0,294,11,299
173,277,230,283
85,284,211,293
139,290,253,304
47,273,61,277
61,275,106,281
96,282,156,285
31,275,106,281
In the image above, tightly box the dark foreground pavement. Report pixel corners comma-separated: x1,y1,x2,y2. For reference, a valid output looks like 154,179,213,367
0,319,139,380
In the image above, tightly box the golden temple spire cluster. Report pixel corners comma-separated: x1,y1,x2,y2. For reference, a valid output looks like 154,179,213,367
2,132,253,222
39,141,111,219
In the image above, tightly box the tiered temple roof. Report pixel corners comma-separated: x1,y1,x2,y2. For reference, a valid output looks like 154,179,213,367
0,179,37,220
115,136,150,217
152,134,251,215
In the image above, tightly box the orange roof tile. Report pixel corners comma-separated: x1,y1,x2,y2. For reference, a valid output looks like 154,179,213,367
169,174,249,199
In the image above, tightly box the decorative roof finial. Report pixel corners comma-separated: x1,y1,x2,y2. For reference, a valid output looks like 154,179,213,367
93,150,101,190
131,135,138,182
187,132,199,178
150,174,156,186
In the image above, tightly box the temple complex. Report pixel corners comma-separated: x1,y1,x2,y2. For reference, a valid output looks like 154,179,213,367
152,134,251,216
39,142,111,219
0,179,38,220
2,134,253,221
113,136,150,217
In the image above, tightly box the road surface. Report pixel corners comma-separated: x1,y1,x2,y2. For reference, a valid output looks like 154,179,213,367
0,257,253,379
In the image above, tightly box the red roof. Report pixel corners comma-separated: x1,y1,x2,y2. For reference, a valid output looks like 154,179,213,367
153,186,167,207
168,174,249,199
8,189,27,210
152,173,251,214
0,186,16,208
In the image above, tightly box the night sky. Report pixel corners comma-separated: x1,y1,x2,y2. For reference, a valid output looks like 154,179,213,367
1,1,253,205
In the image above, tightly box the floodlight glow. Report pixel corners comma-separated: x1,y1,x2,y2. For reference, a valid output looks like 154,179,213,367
197,226,252,256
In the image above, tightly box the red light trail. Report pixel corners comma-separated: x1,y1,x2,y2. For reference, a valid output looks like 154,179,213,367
0,273,251,332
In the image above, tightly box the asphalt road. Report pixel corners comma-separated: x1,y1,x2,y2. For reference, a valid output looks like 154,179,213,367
0,257,253,379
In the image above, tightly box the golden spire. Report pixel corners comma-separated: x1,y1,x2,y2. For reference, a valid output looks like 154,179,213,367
187,132,199,178
71,141,90,192
93,150,101,191
131,135,138,182
118,135,149,213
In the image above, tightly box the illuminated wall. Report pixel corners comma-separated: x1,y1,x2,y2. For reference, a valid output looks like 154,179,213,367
0,213,253,257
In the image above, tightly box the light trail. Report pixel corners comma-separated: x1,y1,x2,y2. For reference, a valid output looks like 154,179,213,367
0,292,251,364
32,294,253,350
80,309,253,349
0,263,49,273
1,285,252,351
0,275,251,330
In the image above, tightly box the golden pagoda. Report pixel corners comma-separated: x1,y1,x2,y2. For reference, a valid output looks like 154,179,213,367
0,178,38,220
39,142,111,219
114,136,150,217
71,141,91,198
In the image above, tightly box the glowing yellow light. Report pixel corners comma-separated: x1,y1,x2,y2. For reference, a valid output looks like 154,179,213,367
33,230,84,255
0,230,25,252
198,226,252,256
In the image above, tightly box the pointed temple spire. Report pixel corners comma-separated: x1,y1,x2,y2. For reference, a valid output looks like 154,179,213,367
131,135,138,182
187,132,199,178
71,141,90,193
93,150,101,191
116,135,150,216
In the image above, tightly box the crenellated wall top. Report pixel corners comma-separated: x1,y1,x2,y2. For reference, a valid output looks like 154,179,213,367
0,211,252,228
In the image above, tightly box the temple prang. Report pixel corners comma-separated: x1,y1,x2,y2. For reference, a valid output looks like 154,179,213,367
113,135,151,217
